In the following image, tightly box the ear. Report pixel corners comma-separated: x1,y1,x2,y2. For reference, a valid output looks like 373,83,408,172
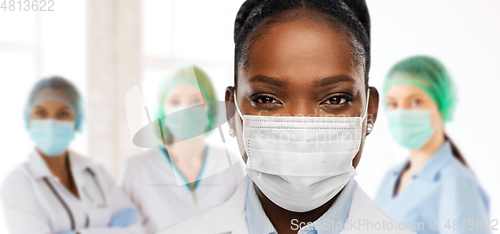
366,86,379,136
225,86,236,131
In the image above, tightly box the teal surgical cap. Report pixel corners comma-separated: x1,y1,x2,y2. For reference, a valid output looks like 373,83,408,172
156,65,218,145
157,65,218,126
25,76,84,132
383,55,457,122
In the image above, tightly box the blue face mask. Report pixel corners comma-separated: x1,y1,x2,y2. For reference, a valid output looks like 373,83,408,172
164,105,209,141
29,120,76,156
387,110,435,150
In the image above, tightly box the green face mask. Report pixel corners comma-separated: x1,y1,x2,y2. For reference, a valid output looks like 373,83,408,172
387,110,435,150
164,105,209,141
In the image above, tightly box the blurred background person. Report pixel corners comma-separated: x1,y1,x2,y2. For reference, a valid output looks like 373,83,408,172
1,76,145,234
121,66,245,233
375,56,490,233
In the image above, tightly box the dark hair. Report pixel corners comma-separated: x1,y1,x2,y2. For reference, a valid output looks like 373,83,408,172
444,134,469,169
233,0,371,87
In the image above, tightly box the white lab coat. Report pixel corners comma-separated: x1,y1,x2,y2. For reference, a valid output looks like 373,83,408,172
159,176,415,234
121,146,246,234
1,150,145,234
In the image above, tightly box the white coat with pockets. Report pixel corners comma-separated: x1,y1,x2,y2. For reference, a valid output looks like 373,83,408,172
1,150,145,234
121,146,246,233
159,176,415,234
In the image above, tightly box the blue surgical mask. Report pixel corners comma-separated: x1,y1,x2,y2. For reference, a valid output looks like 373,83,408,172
29,120,76,156
164,105,209,141
387,110,435,150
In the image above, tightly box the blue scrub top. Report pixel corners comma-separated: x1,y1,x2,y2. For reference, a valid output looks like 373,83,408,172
375,141,490,234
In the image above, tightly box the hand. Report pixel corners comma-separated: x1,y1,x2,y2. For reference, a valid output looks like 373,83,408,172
59,231,77,234
108,207,139,228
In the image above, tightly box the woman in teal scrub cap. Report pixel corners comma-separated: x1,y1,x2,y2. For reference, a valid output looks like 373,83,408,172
375,56,490,233
121,65,245,233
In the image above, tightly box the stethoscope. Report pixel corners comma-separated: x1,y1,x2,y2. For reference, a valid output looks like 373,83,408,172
43,167,107,230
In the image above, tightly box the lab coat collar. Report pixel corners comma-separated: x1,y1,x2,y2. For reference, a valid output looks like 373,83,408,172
343,183,414,233
391,141,453,182
160,178,414,234
68,151,95,197
199,176,249,233
160,175,250,234
28,150,53,179
245,178,357,234
68,151,93,174
28,149,92,179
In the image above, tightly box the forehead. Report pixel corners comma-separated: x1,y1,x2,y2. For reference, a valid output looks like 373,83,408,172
33,99,71,110
166,83,204,101
168,83,199,94
386,84,429,99
242,14,362,85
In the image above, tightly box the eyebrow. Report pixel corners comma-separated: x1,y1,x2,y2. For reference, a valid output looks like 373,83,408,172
33,105,44,109
58,106,71,111
313,75,356,87
406,94,423,99
190,93,204,98
386,94,423,100
247,75,287,87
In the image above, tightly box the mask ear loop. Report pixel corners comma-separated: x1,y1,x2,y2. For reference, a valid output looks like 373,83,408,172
350,89,371,177
233,92,244,119
233,91,251,166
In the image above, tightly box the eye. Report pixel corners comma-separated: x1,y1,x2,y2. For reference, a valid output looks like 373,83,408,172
191,97,204,106
249,94,283,106
168,99,180,107
387,101,397,109
35,110,46,117
59,110,71,118
321,94,352,107
412,99,421,107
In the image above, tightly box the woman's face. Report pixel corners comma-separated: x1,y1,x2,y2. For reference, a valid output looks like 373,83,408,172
30,100,76,123
226,13,379,168
164,83,205,110
386,80,443,131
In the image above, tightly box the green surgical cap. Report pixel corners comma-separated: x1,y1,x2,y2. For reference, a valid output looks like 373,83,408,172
383,56,457,122
158,65,218,130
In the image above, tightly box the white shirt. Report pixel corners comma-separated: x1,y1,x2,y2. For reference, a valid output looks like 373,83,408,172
159,176,415,234
1,150,145,234
120,146,246,233
245,178,356,234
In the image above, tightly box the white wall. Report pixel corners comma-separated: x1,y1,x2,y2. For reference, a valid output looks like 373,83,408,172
141,0,240,104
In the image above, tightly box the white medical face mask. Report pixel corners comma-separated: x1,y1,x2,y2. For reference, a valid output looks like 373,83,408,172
234,91,369,212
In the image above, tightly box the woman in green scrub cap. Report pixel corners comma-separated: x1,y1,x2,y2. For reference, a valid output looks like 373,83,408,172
384,55,458,151
157,66,218,144
375,56,490,234
121,65,245,233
